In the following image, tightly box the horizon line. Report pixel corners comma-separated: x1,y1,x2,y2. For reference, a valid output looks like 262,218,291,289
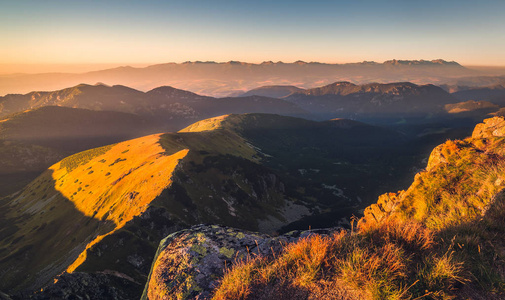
1,60,505,77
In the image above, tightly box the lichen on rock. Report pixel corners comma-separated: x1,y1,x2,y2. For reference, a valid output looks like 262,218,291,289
142,224,338,300
142,225,285,300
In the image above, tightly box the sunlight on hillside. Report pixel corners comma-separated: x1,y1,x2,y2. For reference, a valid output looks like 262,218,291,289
179,114,230,132
51,134,188,227
53,134,188,273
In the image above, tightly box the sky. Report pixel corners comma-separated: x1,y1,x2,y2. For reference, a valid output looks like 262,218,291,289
1,0,504,73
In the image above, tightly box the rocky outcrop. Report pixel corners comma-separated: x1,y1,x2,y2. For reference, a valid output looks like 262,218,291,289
142,225,337,300
364,117,505,225
472,116,505,138
361,192,402,224
31,272,142,300
426,117,505,171
362,116,505,230
426,144,449,171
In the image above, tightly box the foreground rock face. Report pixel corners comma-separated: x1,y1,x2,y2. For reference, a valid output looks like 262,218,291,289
142,225,336,300
426,116,505,172
472,116,505,138
363,116,505,228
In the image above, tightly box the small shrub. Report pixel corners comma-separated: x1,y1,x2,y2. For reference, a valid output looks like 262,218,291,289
60,144,113,172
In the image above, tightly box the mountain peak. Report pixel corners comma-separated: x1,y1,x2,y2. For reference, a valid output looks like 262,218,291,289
178,114,232,132
226,60,246,65
145,86,203,98
327,81,356,87
238,85,305,98
74,83,93,88
294,60,308,65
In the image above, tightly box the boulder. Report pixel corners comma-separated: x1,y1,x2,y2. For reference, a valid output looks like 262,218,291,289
142,224,337,300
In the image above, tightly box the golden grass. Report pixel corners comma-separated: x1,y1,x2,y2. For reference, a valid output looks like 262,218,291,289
422,251,466,290
362,136,505,232
55,134,189,273
338,243,408,300
213,258,263,300
360,218,434,252
274,234,331,287
179,115,230,133
212,218,471,300
51,134,188,227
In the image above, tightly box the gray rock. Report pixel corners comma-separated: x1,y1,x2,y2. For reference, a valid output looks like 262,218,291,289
142,224,338,300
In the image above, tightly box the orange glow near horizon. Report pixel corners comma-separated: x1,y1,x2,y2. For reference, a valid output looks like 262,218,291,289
1,1,505,73
0,63,153,75
1,62,505,76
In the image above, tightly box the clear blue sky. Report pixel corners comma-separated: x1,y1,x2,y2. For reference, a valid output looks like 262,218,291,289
1,0,504,69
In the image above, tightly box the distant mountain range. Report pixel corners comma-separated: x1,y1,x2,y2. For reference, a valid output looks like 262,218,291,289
284,81,458,121
237,81,505,124
2,81,479,125
0,60,475,97
440,75,505,93
0,83,305,129
451,84,505,105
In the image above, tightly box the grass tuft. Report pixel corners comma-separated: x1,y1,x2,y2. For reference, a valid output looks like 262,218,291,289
213,258,263,300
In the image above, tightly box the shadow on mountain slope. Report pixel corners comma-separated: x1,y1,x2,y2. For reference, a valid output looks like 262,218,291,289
0,169,116,297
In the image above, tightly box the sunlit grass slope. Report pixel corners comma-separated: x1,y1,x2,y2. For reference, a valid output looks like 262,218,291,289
0,134,188,293
53,134,187,227
0,114,285,295
178,114,230,132
212,117,505,300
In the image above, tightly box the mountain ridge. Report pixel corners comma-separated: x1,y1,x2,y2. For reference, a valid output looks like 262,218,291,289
0,84,306,129
236,85,305,98
1,113,424,297
284,81,458,121
0,59,475,97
